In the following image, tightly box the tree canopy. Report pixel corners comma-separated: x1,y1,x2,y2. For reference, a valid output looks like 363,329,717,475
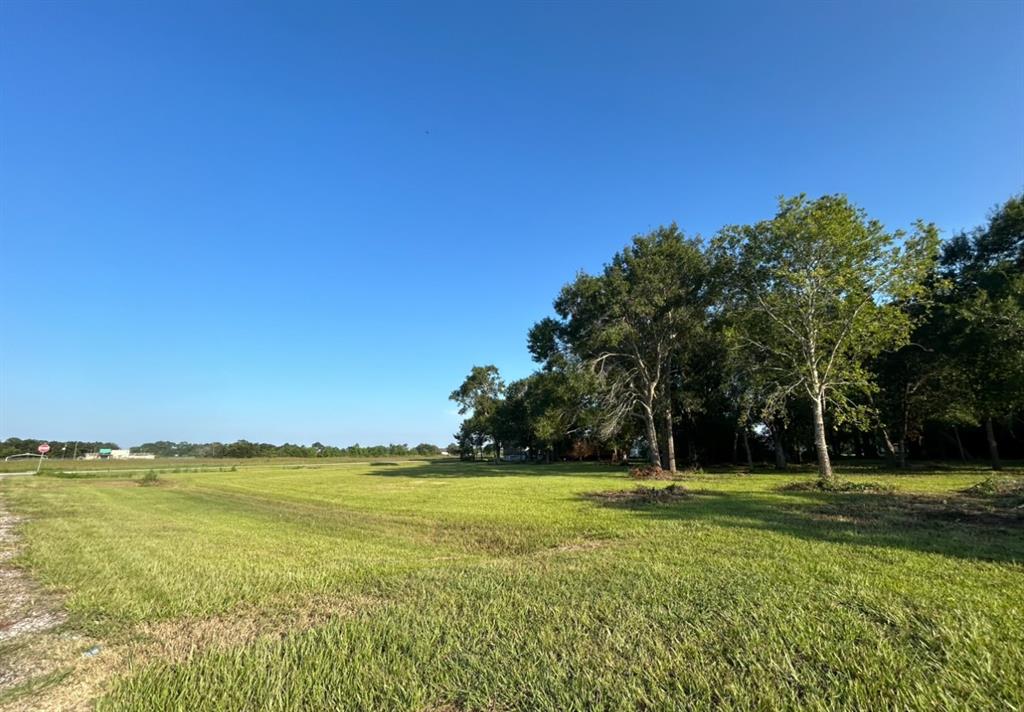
451,192,1022,480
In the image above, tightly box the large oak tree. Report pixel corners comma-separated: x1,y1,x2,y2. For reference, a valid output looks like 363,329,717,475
531,225,715,470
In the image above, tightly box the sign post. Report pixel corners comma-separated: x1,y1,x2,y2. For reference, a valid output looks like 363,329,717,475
36,443,50,473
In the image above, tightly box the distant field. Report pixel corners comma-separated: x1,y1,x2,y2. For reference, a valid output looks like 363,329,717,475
1,460,1021,710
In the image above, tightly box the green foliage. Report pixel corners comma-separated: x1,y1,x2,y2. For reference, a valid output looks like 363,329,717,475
449,365,506,460
0,438,118,459
449,365,505,417
458,191,1022,475
717,194,939,422
961,476,1024,506
127,440,440,459
937,194,1024,425
716,194,939,479
531,224,716,466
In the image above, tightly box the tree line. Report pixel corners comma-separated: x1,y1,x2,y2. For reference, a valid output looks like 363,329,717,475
1,438,449,459
0,438,119,459
134,440,447,458
450,193,1023,482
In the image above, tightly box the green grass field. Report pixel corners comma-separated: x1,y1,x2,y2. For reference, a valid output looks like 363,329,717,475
1,460,1022,710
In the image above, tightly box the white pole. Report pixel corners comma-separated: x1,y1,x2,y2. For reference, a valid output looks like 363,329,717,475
35,453,44,474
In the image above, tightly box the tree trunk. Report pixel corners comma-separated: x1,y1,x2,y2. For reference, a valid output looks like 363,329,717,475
771,424,787,469
732,430,739,465
985,418,1002,471
811,394,834,482
899,400,911,468
742,428,753,470
643,402,660,466
953,426,969,461
663,404,677,473
880,428,898,465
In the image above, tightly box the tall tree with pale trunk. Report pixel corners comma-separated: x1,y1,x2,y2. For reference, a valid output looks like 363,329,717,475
717,195,938,482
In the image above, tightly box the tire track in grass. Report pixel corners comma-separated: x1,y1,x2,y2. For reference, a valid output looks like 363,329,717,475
0,491,80,710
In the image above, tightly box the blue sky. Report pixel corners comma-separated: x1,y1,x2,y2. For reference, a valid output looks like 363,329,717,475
2,1,1022,447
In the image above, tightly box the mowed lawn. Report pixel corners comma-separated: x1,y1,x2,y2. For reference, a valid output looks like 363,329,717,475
2,460,1022,710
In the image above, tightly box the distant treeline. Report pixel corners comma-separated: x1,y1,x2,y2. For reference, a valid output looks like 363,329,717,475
133,441,448,458
0,438,119,459
1,438,449,459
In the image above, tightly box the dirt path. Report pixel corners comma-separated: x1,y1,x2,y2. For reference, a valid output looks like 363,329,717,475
0,493,105,711
0,511,65,644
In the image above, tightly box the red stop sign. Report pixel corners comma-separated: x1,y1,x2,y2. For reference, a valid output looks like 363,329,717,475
38,443,50,455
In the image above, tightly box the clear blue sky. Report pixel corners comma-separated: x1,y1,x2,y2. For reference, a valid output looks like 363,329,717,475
2,1,1022,447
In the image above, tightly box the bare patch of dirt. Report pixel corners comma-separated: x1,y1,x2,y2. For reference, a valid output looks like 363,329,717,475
0,498,75,709
132,594,377,664
803,493,1024,530
629,464,673,480
585,484,691,505
778,479,895,494
1,594,377,712
0,513,65,645
549,538,613,554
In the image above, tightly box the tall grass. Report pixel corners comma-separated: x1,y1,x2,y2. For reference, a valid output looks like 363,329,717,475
2,460,1021,710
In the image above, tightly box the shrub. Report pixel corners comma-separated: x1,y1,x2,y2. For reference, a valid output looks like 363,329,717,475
961,477,1024,507
961,476,1024,497
139,470,159,486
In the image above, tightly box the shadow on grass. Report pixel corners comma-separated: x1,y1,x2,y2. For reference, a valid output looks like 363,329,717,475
581,485,1024,564
362,459,626,479
363,458,1023,480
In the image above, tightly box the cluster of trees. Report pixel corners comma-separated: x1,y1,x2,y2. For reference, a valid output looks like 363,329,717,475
1,438,448,459
451,193,1023,482
0,438,118,459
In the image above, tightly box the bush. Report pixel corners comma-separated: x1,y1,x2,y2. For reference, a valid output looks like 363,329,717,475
961,477,1024,507
139,470,159,486
961,476,1024,497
